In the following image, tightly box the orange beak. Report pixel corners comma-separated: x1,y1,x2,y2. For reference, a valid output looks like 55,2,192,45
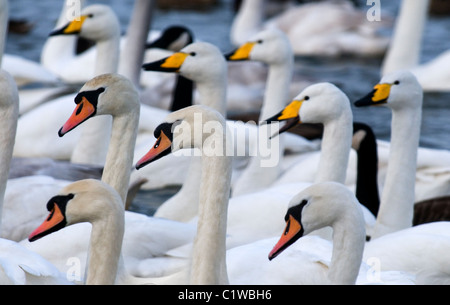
135,130,173,170
28,204,67,242
268,215,303,260
58,96,96,137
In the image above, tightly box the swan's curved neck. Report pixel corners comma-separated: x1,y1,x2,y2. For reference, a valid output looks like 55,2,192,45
85,204,124,285
372,105,422,238
381,0,430,75
196,77,227,117
259,60,292,121
328,206,366,284
189,126,232,285
315,112,353,184
102,109,140,204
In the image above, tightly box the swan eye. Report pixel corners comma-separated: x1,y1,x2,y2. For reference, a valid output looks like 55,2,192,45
304,96,310,101
190,52,196,56
87,14,94,18
257,40,263,44
394,81,400,85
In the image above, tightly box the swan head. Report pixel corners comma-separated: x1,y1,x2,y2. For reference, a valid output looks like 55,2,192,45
146,25,194,52
354,70,423,111
225,28,293,65
58,73,139,136
49,5,120,42
263,82,351,137
28,179,123,242
135,105,227,169
269,181,364,260
142,42,227,83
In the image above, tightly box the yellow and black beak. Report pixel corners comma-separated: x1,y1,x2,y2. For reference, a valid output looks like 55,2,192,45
263,99,304,138
354,83,392,107
225,41,256,61
142,52,190,73
268,214,304,260
135,122,175,170
58,87,105,137
49,15,88,36
28,194,73,242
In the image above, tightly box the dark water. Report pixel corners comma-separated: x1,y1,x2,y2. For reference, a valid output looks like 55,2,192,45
6,0,450,212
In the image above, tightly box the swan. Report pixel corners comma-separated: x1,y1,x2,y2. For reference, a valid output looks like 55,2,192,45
231,0,390,57
231,181,365,285
144,25,194,112
136,104,232,284
28,179,126,285
354,70,422,239
138,41,315,217
225,28,292,196
139,42,228,221
22,73,197,280
224,82,360,248
26,178,188,284
13,4,124,166
0,16,70,283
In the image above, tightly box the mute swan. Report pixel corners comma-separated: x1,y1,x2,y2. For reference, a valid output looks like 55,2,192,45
354,70,422,239
136,105,232,285
225,28,292,196
227,181,415,285
231,0,390,57
27,179,177,285
22,73,196,280
28,179,125,285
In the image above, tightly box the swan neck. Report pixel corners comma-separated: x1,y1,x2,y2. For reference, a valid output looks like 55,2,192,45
0,73,18,233
373,106,421,238
102,109,139,204
85,207,124,285
231,0,264,45
95,37,120,76
315,113,352,184
0,0,8,66
189,128,231,285
382,0,430,75
118,0,155,86
196,77,227,117
259,61,292,121
328,208,365,285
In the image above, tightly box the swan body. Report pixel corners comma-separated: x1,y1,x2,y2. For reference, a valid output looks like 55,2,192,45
231,0,390,57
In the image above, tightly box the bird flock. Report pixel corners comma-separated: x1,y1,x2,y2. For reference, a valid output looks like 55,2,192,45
0,0,449,286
